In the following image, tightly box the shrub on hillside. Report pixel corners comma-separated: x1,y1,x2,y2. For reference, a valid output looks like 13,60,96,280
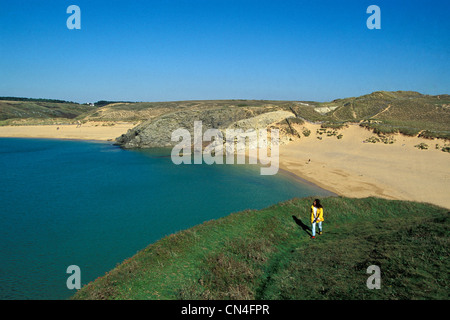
414,143,429,150
302,128,311,137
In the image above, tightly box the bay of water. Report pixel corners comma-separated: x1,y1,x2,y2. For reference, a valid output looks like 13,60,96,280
0,138,332,299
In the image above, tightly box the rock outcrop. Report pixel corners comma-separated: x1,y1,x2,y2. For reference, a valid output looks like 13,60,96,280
115,106,296,149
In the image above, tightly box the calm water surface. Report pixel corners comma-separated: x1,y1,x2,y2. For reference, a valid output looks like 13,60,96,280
0,138,332,299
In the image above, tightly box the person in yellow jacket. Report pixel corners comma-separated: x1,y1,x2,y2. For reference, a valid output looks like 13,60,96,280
310,199,324,239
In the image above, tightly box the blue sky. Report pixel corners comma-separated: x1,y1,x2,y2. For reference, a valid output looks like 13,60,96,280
0,0,449,103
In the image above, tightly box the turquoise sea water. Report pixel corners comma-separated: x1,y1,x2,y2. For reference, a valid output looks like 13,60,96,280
0,138,332,299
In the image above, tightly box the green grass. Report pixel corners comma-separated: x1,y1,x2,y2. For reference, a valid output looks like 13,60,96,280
72,197,449,300
360,121,450,139
0,100,95,121
320,122,348,130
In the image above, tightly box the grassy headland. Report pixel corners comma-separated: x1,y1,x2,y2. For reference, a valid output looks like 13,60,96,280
0,98,95,124
72,196,449,300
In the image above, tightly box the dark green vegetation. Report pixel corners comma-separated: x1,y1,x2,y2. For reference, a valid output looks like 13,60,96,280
0,97,76,104
72,197,449,300
93,100,135,107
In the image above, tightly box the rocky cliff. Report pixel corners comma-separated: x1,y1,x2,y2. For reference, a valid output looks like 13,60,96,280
115,105,297,149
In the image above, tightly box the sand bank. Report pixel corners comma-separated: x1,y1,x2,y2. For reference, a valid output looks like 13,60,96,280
279,123,450,210
0,122,136,141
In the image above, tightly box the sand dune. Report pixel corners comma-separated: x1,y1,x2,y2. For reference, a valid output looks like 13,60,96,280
279,123,450,210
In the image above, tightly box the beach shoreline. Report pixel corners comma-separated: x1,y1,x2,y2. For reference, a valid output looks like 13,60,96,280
0,122,135,142
279,122,450,210
1,122,449,210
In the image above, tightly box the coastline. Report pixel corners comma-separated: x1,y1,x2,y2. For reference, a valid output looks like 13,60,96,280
276,166,337,197
0,122,135,142
279,122,450,210
1,122,449,210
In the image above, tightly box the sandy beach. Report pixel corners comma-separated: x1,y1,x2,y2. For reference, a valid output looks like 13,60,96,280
279,123,450,210
0,122,136,141
1,121,449,210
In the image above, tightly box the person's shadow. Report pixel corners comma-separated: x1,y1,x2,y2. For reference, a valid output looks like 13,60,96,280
292,215,312,237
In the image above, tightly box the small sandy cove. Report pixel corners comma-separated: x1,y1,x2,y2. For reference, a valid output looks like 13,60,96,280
0,122,135,141
279,123,450,210
1,121,449,210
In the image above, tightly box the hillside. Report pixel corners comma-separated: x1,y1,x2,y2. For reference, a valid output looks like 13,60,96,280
81,100,295,122
326,91,450,139
115,104,296,149
87,100,304,148
115,91,450,148
2,91,449,142
72,196,449,300
0,99,95,124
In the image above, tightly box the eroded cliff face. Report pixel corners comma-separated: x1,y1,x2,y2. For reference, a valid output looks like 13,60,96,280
115,105,298,149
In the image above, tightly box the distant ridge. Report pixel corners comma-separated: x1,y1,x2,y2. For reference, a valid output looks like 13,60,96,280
1,91,449,139
0,98,94,121
0,97,76,104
